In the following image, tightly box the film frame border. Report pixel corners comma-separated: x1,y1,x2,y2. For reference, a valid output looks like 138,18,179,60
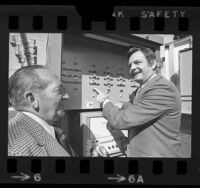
0,5,199,185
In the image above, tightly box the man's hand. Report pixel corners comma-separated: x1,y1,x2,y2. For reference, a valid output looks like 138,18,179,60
91,146,109,157
114,102,123,109
106,122,114,132
93,88,108,104
97,145,109,157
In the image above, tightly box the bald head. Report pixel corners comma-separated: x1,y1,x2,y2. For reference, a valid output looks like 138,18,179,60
36,68,59,84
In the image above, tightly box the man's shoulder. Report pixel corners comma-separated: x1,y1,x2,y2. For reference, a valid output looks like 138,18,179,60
9,111,25,126
8,129,38,156
143,75,181,103
9,113,18,125
153,75,179,93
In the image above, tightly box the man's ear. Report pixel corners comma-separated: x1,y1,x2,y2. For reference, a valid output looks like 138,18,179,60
24,91,39,110
152,60,157,70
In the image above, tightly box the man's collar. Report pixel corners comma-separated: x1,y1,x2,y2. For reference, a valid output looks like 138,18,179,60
140,73,157,89
22,111,55,139
14,112,51,146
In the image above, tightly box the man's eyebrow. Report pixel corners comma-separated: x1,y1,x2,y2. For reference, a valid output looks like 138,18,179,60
133,60,141,63
128,60,139,65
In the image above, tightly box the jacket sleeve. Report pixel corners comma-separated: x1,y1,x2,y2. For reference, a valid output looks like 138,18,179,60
122,102,131,109
102,86,177,130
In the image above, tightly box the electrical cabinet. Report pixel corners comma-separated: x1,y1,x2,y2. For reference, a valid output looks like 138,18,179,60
61,36,139,109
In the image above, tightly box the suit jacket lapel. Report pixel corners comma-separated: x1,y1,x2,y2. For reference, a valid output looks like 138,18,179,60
54,127,76,156
135,74,162,100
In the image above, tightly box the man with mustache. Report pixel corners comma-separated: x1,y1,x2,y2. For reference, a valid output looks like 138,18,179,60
94,47,182,157
8,65,76,156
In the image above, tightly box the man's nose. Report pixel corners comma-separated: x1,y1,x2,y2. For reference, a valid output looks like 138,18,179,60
61,88,70,99
130,64,136,73
62,93,70,99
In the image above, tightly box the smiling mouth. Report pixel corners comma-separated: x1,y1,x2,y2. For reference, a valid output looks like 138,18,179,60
132,71,141,77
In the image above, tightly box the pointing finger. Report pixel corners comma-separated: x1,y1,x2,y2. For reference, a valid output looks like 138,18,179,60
93,88,100,94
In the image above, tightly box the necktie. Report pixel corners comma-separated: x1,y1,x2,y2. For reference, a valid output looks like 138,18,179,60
129,86,140,102
54,127,76,156
135,86,141,98
59,134,75,156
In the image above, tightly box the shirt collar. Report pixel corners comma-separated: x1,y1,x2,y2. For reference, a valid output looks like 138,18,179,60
141,73,157,89
22,111,55,139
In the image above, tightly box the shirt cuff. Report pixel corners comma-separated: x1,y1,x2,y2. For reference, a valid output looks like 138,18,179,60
103,99,110,108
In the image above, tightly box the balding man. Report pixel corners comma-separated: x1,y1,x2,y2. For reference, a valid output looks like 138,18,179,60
8,65,75,156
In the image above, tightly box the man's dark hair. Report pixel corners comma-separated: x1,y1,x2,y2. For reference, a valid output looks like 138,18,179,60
127,47,157,66
9,65,49,109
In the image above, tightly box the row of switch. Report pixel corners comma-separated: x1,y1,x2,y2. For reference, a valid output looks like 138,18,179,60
88,70,127,77
63,70,137,83
89,83,126,87
89,82,100,86
62,74,81,79
89,75,100,80
88,75,136,84
62,67,82,72
107,144,119,150
104,83,113,87
89,82,137,88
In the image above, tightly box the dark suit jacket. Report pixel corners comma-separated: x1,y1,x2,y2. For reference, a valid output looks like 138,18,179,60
8,112,75,157
103,74,182,157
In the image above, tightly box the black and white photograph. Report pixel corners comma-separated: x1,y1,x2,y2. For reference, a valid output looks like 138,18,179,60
8,33,192,158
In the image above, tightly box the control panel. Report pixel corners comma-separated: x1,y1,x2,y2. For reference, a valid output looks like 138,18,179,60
80,111,128,157
61,52,139,109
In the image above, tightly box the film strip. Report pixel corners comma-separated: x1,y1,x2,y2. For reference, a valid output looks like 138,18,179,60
0,4,199,185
